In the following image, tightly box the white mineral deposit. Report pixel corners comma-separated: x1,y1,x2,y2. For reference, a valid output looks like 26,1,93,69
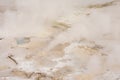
0,0,120,80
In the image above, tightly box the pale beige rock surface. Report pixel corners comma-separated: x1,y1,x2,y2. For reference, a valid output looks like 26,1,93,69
0,0,120,80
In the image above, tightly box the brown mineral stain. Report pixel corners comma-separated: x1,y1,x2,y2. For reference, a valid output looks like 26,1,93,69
49,43,70,58
11,69,28,78
73,74,94,80
87,1,115,8
0,66,9,71
52,21,70,31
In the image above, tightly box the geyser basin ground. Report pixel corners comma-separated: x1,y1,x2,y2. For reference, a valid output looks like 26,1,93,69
0,0,120,80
